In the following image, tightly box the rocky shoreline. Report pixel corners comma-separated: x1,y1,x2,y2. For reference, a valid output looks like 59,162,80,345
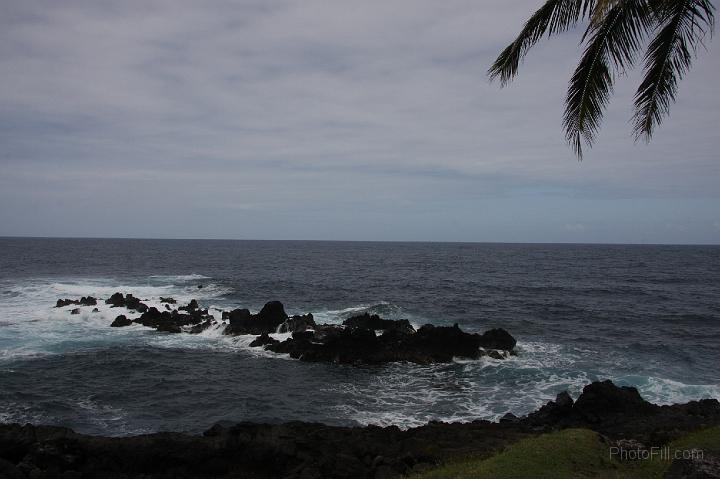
1,381,719,478
62,294,518,364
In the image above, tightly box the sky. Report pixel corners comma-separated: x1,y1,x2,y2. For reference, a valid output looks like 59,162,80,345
1,0,718,244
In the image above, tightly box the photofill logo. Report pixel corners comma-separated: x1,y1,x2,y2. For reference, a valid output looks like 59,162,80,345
610,445,704,461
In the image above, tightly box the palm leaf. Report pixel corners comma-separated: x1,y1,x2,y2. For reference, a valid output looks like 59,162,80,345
564,0,653,158
590,0,623,26
488,0,596,86
633,0,715,142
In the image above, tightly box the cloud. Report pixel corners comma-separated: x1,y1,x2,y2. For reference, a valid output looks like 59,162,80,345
0,0,719,241
564,223,587,233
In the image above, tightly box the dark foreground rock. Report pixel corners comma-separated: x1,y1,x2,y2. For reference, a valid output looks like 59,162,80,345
665,455,720,479
0,381,718,479
264,323,515,365
524,380,720,443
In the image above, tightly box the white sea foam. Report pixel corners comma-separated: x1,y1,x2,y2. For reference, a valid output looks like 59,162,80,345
148,274,211,281
311,301,428,330
2,276,718,431
616,375,720,405
0,275,233,360
311,304,382,324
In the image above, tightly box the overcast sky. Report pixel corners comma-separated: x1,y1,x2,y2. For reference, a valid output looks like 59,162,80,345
1,0,718,243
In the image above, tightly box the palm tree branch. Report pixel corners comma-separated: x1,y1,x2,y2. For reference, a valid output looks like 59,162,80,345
488,0,596,86
563,0,653,158
633,0,715,141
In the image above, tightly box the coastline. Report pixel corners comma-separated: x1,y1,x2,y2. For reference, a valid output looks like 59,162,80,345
2,380,719,479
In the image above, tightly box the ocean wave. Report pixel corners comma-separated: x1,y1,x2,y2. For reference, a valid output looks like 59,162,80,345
311,301,429,329
615,375,720,405
0,277,235,361
148,274,211,281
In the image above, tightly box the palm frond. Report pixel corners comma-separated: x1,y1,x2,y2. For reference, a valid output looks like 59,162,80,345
633,0,715,142
590,0,623,26
488,0,596,86
564,0,653,158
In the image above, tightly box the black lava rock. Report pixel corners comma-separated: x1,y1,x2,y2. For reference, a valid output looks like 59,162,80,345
110,315,132,327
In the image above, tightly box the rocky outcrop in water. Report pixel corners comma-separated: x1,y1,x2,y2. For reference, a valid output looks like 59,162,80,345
249,332,279,347
262,322,515,365
342,313,415,334
223,301,288,335
277,313,316,333
78,295,520,364
110,314,132,327
0,381,717,479
133,303,215,334
101,297,216,333
55,296,97,308
55,295,515,364
105,293,148,313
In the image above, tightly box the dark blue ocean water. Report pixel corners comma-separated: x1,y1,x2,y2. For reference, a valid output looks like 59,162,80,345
0,238,719,436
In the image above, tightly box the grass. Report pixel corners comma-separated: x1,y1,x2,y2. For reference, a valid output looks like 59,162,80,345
412,426,720,479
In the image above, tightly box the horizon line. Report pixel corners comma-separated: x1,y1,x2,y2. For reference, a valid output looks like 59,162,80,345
1,235,719,247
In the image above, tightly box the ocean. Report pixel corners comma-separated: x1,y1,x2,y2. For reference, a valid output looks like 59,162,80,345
0,238,718,436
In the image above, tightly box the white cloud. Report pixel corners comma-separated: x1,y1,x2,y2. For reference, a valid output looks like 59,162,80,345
564,223,587,233
0,0,719,241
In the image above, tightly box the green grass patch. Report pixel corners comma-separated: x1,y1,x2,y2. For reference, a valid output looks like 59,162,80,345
670,425,720,457
412,426,720,479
